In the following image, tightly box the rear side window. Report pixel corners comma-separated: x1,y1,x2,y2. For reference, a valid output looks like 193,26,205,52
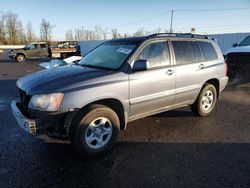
192,42,203,62
135,41,170,68
172,41,196,65
198,41,217,61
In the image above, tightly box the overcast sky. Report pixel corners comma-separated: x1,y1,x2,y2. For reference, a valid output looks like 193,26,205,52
1,0,250,40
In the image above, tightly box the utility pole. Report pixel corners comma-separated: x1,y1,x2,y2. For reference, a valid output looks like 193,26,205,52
170,10,174,33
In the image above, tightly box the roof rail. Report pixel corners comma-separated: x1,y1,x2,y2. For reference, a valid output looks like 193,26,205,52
147,33,209,39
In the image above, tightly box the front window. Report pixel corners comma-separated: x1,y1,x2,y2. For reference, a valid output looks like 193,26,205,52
79,42,138,70
135,41,170,68
239,36,250,46
26,44,38,50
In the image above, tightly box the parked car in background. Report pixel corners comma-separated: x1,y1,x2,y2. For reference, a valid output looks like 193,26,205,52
11,33,228,157
9,42,49,62
39,56,82,69
225,35,250,56
9,41,81,62
225,35,250,83
50,41,81,59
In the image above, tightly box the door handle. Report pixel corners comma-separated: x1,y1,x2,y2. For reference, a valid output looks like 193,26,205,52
199,63,205,69
166,69,175,76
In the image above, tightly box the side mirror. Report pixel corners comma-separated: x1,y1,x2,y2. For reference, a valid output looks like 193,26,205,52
132,59,148,71
232,43,238,47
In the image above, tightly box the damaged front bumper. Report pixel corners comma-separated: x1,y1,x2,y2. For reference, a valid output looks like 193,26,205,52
11,100,77,136
11,101,37,134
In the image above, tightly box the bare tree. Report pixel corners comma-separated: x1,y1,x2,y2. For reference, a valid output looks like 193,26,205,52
65,29,74,41
153,28,162,34
84,29,95,40
94,25,109,40
111,28,119,39
40,18,54,43
74,28,84,41
0,12,6,44
26,22,36,43
133,28,145,37
5,12,20,44
101,27,108,40
17,21,26,44
67,26,108,41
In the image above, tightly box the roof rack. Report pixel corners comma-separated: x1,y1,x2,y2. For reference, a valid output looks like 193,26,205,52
147,33,209,39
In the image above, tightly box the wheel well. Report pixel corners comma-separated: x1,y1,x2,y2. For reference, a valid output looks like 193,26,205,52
70,98,126,132
16,53,26,58
92,99,125,129
205,78,220,97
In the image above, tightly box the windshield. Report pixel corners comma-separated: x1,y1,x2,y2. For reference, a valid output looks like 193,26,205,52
79,42,137,70
51,59,67,66
239,36,250,46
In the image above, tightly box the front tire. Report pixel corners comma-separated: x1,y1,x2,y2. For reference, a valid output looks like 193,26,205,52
16,54,25,63
190,84,217,117
70,104,120,157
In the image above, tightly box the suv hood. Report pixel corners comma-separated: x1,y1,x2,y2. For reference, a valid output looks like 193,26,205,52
225,46,250,55
17,65,113,95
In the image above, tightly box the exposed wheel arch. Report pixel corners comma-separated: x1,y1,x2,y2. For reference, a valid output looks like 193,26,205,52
191,78,220,110
204,78,220,98
68,98,126,137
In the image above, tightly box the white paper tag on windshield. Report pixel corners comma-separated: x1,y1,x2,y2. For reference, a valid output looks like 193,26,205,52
117,47,132,54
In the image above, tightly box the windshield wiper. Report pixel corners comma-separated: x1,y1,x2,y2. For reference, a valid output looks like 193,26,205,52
80,64,114,71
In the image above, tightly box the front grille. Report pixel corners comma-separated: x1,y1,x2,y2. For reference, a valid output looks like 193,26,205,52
19,89,31,116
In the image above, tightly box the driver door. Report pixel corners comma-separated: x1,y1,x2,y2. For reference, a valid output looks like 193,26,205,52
26,44,41,57
129,40,176,118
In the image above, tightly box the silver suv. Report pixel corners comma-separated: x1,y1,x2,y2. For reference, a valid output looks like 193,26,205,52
11,33,228,156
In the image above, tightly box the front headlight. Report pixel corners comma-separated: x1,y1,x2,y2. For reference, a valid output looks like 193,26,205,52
29,93,64,111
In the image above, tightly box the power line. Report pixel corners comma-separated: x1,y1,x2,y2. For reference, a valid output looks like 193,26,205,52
114,10,171,28
113,7,250,28
175,7,250,12
175,23,250,30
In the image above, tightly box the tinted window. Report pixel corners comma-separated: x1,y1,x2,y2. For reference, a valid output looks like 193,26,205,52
239,36,250,46
192,42,203,62
135,42,170,68
172,41,196,64
198,41,217,61
40,44,46,48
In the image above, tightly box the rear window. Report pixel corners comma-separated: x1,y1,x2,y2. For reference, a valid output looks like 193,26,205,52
198,41,217,61
172,41,196,65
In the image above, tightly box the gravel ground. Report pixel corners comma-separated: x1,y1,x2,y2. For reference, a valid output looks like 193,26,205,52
0,55,250,188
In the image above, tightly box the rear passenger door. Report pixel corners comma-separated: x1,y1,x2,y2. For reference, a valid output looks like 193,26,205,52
129,40,175,117
171,40,207,105
40,43,49,57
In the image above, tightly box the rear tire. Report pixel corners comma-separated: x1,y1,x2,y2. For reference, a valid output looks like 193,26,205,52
70,104,120,157
16,54,25,63
190,84,217,117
